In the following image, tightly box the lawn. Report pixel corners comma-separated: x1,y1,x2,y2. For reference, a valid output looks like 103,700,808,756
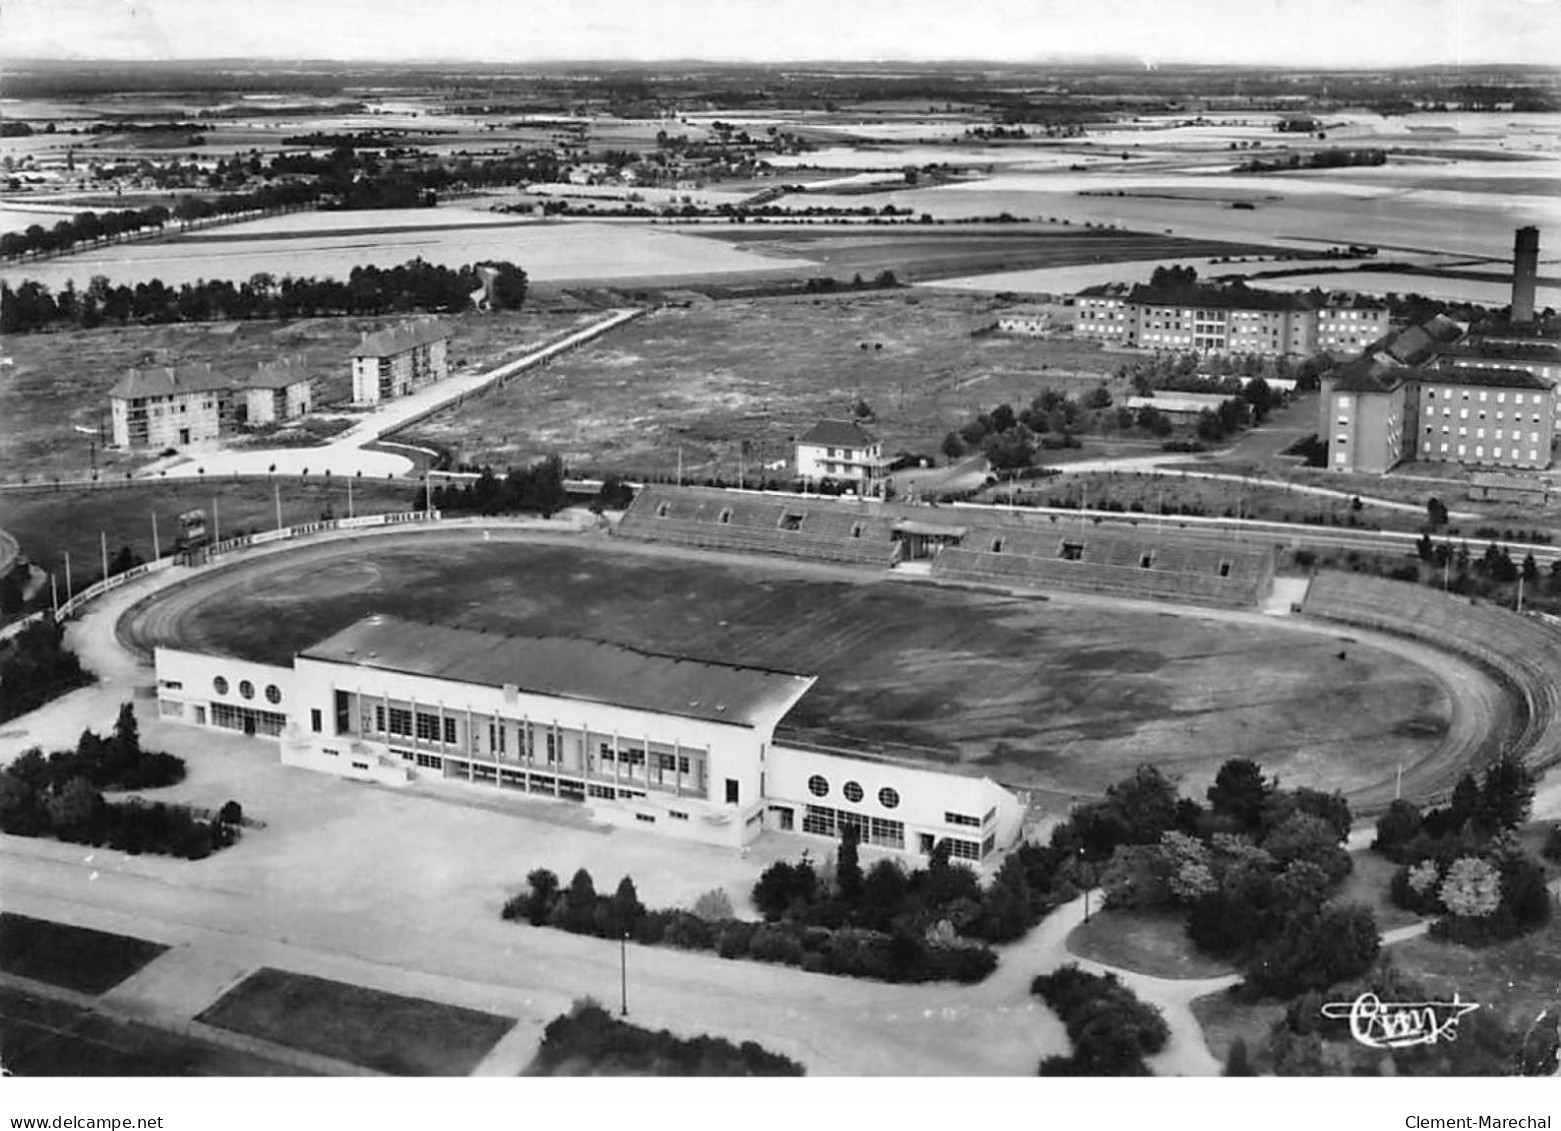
0,478,415,593
1190,987,1287,1073
1333,848,1425,933
195,966,515,1076
0,913,168,995
0,985,311,1076
123,528,1456,800
1064,907,1235,979
410,291,1125,479
0,308,601,482
1389,922,1561,1041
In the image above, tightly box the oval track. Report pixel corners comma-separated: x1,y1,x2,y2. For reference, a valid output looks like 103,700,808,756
115,523,1508,812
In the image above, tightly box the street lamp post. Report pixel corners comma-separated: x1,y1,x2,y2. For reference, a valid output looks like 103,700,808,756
1079,846,1092,922
620,931,629,1017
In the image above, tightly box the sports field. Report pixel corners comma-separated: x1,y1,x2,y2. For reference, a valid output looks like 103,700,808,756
118,528,1485,802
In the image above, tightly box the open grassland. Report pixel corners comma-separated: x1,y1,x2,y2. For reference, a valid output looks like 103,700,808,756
0,479,414,584
120,529,1462,800
411,292,1120,477
196,966,514,1076
0,309,601,482
0,913,168,996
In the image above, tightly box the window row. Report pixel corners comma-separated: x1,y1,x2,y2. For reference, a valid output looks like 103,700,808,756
806,774,899,809
801,805,905,850
211,675,282,704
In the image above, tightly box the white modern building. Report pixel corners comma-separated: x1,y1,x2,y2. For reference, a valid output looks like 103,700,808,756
350,320,452,405
794,420,884,491
154,615,1024,862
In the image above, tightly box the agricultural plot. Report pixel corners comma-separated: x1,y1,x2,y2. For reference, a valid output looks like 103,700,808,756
123,530,1465,801
410,292,1120,479
2,216,815,291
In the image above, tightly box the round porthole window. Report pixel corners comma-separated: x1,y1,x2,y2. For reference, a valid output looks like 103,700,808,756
239,680,255,700
265,684,281,705
808,774,829,797
879,787,900,810
843,781,864,803
213,676,228,695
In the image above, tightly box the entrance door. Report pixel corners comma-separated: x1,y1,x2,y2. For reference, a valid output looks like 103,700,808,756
243,715,256,736
178,428,191,445
774,806,794,831
919,833,935,855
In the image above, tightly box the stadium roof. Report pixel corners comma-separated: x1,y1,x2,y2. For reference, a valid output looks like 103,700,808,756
352,320,452,358
798,419,878,448
301,615,817,730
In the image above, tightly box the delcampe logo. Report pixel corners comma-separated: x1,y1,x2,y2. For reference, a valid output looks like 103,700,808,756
1320,992,1481,1049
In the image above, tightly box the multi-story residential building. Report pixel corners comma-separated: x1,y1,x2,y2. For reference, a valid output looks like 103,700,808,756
154,615,1025,862
350,320,452,405
1414,364,1555,469
1073,282,1386,358
795,420,884,491
1073,283,1133,345
1319,317,1557,473
109,358,314,448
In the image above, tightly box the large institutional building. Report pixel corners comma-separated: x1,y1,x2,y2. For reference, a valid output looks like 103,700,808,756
155,614,1024,864
350,320,452,404
109,358,314,448
1319,229,1558,474
1074,282,1388,357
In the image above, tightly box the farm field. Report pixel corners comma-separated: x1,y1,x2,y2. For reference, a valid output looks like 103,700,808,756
1,217,815,291
0,308,602,482
409,291,1121,478
695,227,1282,284
117,528,1470,802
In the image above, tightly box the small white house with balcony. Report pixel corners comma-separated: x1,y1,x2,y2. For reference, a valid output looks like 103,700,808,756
794,420,883,491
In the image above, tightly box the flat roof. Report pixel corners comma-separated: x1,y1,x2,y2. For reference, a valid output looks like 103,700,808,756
300,615,816,730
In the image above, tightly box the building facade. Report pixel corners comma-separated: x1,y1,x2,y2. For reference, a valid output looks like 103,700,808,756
154,616,1025,863
109,359,314,448
795,420,884,490
1073,283,1387,358
350,321,452,405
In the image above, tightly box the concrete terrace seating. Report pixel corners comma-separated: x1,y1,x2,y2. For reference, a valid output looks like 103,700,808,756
933,547,1265,608
618,488,899,568
1303,572,1561,785
617,486,1275,607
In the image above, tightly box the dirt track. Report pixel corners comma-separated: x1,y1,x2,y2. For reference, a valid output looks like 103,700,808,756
109,519,1506,811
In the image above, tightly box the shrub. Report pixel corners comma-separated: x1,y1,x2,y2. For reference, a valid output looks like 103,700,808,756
691,887,734,922
528,1000,804,1076
1033,965,1169,1075
1543,825,1561,864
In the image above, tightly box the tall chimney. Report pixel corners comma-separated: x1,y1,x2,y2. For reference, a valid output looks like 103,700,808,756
1512,226,1539,324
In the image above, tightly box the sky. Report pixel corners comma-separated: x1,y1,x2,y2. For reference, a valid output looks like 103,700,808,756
2,0,1560,68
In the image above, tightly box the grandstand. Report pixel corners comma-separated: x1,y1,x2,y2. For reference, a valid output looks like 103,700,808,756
1303,572,1561,789
616,485,1276,609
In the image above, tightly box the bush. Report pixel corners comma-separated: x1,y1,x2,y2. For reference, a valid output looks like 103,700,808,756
1543,825,1561,864
529,1000,804,1076
1032,965,1169,1075
692,887,735,922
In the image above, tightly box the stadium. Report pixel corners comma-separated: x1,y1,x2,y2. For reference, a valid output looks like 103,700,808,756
106,482,1561,866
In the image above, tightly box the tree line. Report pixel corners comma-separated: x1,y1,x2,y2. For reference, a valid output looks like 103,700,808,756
1,258,528,334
